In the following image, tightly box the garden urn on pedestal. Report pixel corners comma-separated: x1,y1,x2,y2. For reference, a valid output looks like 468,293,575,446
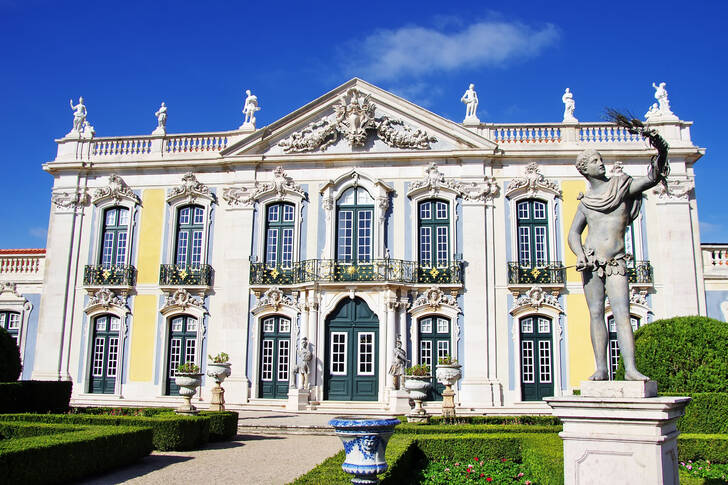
435,363,462,418
175,372,203,415
404,375,432,423
328,417,400,485
206,361,232,411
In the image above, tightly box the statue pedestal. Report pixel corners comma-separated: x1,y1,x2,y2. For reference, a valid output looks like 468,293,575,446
441,386,456,418
388,389,411,415
209,384,226,411
286,388,310,411
545,381,690,485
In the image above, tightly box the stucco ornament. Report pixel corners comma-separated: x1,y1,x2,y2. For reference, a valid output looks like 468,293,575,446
167,172,215,203
221,186,254,207
278,88,437,153
92,174,141,205
0,282,22,297
87,287,126,310
412,286,460,311
652,178,694,201
511,287,563,313
253,287,298,312
253,166,306,199
505,162,561,198
51,188,89,210
164,288,205,311
409,162,499,201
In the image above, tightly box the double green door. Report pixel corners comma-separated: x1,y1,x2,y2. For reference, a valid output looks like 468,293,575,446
325,298,379,401
419,316,451,401
520,316,554,401
259,315,291,399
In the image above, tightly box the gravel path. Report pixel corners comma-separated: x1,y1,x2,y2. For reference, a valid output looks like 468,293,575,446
77,433,342,485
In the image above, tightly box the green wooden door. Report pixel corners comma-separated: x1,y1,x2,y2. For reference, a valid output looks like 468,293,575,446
419,316,451,401
325,297,379,401
520,316,554,401
89,315,120,394
259,315,291,398
165,315,198,396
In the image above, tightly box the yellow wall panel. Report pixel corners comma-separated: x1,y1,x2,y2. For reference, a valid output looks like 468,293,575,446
137,189,165,284
129,294,157,381
566,294,593,387
560,180,586,283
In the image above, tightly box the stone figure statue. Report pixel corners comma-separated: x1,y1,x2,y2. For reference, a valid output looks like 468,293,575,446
562,88,578,123
69,97,87,133
296,337,312,389
81,120,95,139
154,102,168,133
644,102,660,121
652,82,672,114
460,83,479,123
388,336,408,389
241,89,261,129
568,120,668,381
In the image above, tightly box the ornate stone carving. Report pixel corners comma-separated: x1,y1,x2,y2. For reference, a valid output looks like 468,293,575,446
652,178,694,201
0,282,21,297
278,88,437,153
411,286,460,312
562,88,578,123
630,288,649,307
87,287,126,310
221,186,254,207
505,162,561,198
92,174,141,205
253,166,306,199
164,288,205,311
511,287,563,314
167,173,215,203
610,161,624,176
253,287,298,312
408,162,499,202
51,188,89,210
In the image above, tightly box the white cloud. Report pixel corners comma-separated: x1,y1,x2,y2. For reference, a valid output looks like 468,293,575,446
29,226,47,240
387,83,444,108
343,20,559,81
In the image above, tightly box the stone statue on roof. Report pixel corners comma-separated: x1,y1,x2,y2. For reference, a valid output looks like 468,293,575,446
460,83,480,124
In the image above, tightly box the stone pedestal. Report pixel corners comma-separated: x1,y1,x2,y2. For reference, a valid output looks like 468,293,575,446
441,387,456,418
286,388,310,411
545,381,690,485
209,385,225,411
388,389,411,415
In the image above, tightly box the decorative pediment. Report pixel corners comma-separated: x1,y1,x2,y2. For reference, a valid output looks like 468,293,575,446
92,174,141,206
161,288,206,315
222,166,306,208
410,286,461,313
0,282,21,298
505,162,561,199
167,173,216,204
278,88,437,153
252,287,299,314
510,287,563,315
652,178,694,201
407,162,499,202
51,188,89,211
85,287,127,314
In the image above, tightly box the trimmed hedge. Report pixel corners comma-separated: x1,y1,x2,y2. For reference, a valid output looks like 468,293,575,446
678,434,728,463
0,327,21,382
414,433,522,462
395,423,561,435
671,393,728,434
0,423,152,484
412,415,561,426
199,411,239,441
1,413,209,451
0,381,72,413
521,433,564,485
0,422,78,439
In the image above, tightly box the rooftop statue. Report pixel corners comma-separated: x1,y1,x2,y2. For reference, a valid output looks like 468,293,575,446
153,102,167,135
241,89,260,130
652,81,672,115
562,88,578,123
569,111,669,381
69,97,87,135
460,83,480,124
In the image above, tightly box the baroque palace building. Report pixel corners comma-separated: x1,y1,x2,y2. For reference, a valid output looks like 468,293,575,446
2,78,724,413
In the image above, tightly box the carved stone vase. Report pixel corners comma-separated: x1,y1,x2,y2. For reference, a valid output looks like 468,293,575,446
206,362,232,411
435,364,462,418
328,417,400,485
404,376,432,423
174,373,203,415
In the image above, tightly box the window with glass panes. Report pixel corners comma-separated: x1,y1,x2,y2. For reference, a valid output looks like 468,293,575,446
419,316,451,401
516,200,549,267
336,187,374,263
100,207,130,267
0,311,21,346
418,199,449,268
264,203,295,269
89,315,120,394
258,315,291,399
607,315,641,380
519,316,554,401
175,205,205,267
165,315,198,395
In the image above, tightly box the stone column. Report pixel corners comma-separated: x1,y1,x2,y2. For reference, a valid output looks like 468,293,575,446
308,296,319,397
385,297,397,391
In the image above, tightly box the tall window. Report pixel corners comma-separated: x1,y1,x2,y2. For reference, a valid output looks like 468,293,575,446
259,315,291,399
0,311,20,346
336,187,374,263
418,200,449,268
419,316,451,401
100,207,130,267
607,315,641,380
89,315,120,394
265,203,295,269
520,316,554,401
516,200,548,267
166,315,198,395
175,205,204,267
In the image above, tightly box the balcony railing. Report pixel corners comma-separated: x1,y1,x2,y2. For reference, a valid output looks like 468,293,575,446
627,261,653,284
250,259,463,285
159,264,213,286
508,262,565,285
83,264,136,286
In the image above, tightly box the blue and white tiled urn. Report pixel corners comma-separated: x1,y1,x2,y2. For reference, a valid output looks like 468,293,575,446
328,416,400,485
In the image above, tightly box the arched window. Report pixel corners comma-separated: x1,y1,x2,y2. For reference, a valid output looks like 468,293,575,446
419,316,451,401
175,205,205,267
519,315,553,401
265,203,295,269
258,315,291,399
607,315,641,380
165,315,198,395
336,187,374,263
100,207,130,268
89,315,120,394
418,199,449,269
0,311,20,346
516,200,549,267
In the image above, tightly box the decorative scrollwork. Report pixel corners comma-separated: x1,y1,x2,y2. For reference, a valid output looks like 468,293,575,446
505,162,561,198
92,174,140,205
167,172,215,203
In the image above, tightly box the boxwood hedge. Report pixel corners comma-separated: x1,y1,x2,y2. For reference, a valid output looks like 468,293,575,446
0,381,72,414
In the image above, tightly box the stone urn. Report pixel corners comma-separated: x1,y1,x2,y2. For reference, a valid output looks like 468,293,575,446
403,376,432,423
436,363,462,418
328,417,400,485
206,362,232,411
175,372,203,415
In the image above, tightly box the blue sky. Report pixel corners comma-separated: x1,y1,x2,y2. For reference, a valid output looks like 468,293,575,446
1,0,726,248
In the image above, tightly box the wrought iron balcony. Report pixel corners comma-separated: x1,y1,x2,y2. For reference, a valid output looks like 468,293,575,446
83,264,136,287
627,261,653,284
508,262,565,285
250,259,463,285
159,264,213,286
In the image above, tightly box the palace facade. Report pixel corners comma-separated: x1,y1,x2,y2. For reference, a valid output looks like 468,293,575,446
2,78,722,413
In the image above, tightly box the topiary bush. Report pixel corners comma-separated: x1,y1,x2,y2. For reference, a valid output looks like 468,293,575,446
0,327,21,382
616,316,728,392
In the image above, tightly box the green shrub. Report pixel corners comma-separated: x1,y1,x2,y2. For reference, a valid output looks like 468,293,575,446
0,424,152,484
671,393,728,434
617,316,728,392
0,422,77,439
521,433,564,485
678,434,728,463
423,415,561,426
199,411,239,441
73,406,173,417
0,381,72,413
414,434,522,462
395,423,561,435
0,328,21,382
380,436,422,485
